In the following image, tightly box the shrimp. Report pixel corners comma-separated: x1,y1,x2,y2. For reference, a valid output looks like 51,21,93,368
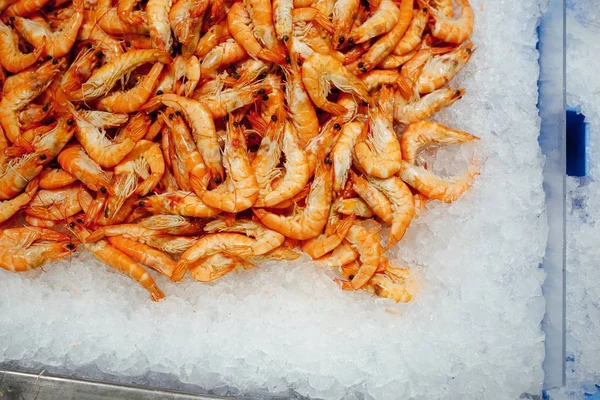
143,94,223,181
251,116,284,202
253,161,332,240
18,102,53,130
0,227,74,272
140,191,222,218
347,0,401,45
305,116,343,176
419,0,473,44
359,70,404,91
314,240,358,268
354,0,414,72
331,120,363,194
169,0,208,46
282,57,319,144
198,81,272,119
412,41,474,94
39,168,77,189
0,21,45,73
259,73,285,123
0,177,37,224
57,144,112,194
379,46,421,69
85,215,203,242
302,53,371,115
272,0,293,42
255,120,310,207
244,0,287,54
200,38,248,77
302,214,355,259
117,0,145,25
68,49,171,101
204,217,285,255
96,63,164,114
0,151,48,200
13,0,83,58
332,0,360,48
77,18,124,60
194,18,229,58
393,7,428,55
354,88,402,178
340,258,413,302
291,7,334,32
95,0,148,35
107,236,178,279
345,223,383,289
173,55,200,97
195,118,258,213
3,0,49,16
350,170,393,224
336,93,359,122
146,0,173,52
394,86,465,124
401,121,479,164
67,218,165,301
227,2,286,64
24,214,59,227
233,58,270,87
188,253,253,282
24,183,82,220
73,109,149,168
22,117,74,160
336,197,373,218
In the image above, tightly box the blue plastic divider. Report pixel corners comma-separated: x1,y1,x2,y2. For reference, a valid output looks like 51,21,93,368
566,108,588,176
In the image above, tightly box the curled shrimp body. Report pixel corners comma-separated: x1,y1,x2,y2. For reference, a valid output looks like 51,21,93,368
302,214,355,259
251,117,284,204
360,70,404,91
253,161,332,240
169,0,208,48
67,218,165,301
199,81,272,119
244,0,286,55
314,241,358,268
39,168,77,189
117,0,145,25
200,38,248,77
85,216,202,243
0,227,74,272
24,183,82,220
332,120,363,194
146,0,173,52
143,94,223,182
305,117,343,176
234,58,270,87
394,86,465,124
4,0,49,17
272,0,293,42
196,118,258,213
189,253,252,282
69,49,171,101
194,19,229,58
302,53,371,115
18,102,52,131
336,197,373,218
0,151,47,200
354,89,402,178
141,191,222,218
228,2,286,64
107,236,178,280
204,217,285,256
0,21,45,73
95,0,148,35
347,0,401,45
332,0,360,48
393,7,428,55
420,0,473,44
350,170,393,224
401,120,479,164
173,55,200,97
0,177,38,224
26,117,75,159
366,175,415,249
57,144,112,194
345,223,383,289
413,41,474,94
282,58,319,144
96,63,164,114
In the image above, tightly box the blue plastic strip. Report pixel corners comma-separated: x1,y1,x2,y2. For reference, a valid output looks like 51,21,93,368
566,109,588,176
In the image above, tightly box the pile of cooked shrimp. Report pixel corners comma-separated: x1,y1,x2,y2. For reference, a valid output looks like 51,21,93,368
0,0,479,302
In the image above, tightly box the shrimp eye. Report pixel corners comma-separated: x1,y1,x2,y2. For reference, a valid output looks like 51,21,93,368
466,48,473,54
95,61,103,68
271,115,278,122
258,72,267,79
139,201,146,207
213,177,222,184
257,88,266,95
104,208,109,217
285,56,291,64
66,243,75,250
45,55,53,61
248,133,256,139
156,90,163,95
233,72,240,79
100,187,107,194
125,41,131,47
68,222,76,229
325,156,332,165
297,60,302,66
348,38,354,45
42,104,49,112
422,7,427,11
283,35,289,41
39,154,47,160
361,68,367,73
333,123,341,130
175,111,182,116
52,58,58,64
348,274,355,280
76,218,83,223
95,51,103,58
357,62,364,68
168,113,174,119
232,121,239,127
67,119,74,125
339,37,345,44
262,95,269,101
455,90,462,97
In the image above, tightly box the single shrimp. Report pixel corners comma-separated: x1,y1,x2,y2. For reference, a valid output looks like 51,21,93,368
340,258,413,302
85,215,203,242
67,218,165,301
302,214,355,259
24,182,82,220
142,94,223,182
174,55,200,97
194,18,229,58
233,58,270,87
412,41,474,94
354,0,414,72
359,70,404,91
227,2,286,64
39,167,77,189
198,81,272,119
314,240,359,268
68,49,171,101
96,63,164,114
302,53,371,115
57,144,112,194
117,0,145,25
332,0,360,48
345,223,383,289
331,120,363,194
393,7,428,55
107,236,178,279
282,57,319,144
272,0,293,42
140,191,222,218
354,87,402,178
379,45,422,69
24,117,74,160
204,217,285,256
95,0,148,35
366,175,415,249
244,0,287,54
246,246,302,263
146,0,173,52
0,151,48,200
200,38,248,77
195,118,258,213
336,197,373,218
0,177,38,224
350,170,394,224
347,0,401,45
253,161,332,240
251,115,284,203
256,120,310,207
0,21,45,73
394,86,465,124
188,252,253,282
172,0,208,55
0,227,74,272
419,0,473,44
291,7,334,33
